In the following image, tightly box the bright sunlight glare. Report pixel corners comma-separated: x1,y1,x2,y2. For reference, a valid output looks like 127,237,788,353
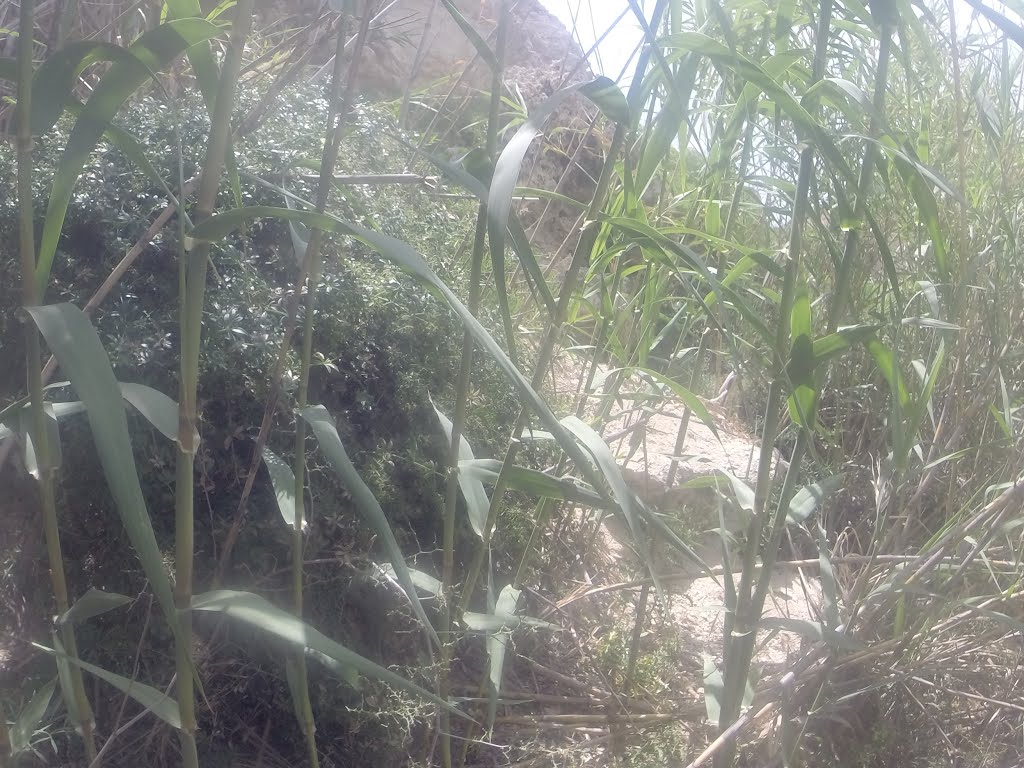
538,0,1012,85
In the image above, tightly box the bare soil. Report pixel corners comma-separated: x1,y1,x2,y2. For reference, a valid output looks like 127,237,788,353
546,350,822,672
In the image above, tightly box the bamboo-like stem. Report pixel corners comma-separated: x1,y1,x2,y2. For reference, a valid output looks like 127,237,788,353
174,3,254,764
827,24,892,333
398,0,438,129
289,5,374,765
622,582,650,695
15,3,96,762
442,6,509,766
456,0,674,615
715,4,833,765
456,80,644,617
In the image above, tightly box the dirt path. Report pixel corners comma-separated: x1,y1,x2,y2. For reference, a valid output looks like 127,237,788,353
547,351,822,671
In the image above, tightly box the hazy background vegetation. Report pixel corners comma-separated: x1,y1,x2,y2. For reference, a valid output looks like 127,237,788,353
2,1,1023,767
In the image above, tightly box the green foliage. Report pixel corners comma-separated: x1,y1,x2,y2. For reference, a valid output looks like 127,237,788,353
4,1,1024,766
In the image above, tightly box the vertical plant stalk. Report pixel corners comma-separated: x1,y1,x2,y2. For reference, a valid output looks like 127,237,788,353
398,0,438,129
15,4,96,762
622,581,650,694
441,5,508,766
715,3,832,765
454,11,674,616
174,2,254,765
827,23,892,333
290,5,374,765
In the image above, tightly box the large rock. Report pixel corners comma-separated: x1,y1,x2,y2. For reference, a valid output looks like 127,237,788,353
359,0,588,92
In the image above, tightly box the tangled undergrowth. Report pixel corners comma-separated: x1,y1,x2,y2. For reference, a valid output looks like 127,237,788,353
3,1,1024,767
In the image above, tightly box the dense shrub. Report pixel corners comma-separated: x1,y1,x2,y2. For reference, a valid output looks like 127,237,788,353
0,84,520,766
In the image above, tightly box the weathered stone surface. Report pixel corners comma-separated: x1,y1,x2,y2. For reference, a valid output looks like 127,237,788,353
363,1,607,259
361,0,588,92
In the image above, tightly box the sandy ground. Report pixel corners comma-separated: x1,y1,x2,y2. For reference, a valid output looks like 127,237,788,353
547,350,822,671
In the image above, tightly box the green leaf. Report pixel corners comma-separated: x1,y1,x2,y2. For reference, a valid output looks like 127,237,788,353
36,18,223,295
489,585,518,733
867,339,909,407
485,585,517,735
404,144,556,317
59,588,133,627
189,206,614,517
579,77,631,124
433,403,488,539
786,278,817,429
817,525,839,629
703,657,723,724
1,384,188,456
262,447,301,531
561,416,711,584
722,472,756,516
462,611,556,632
192,590,467,717
36,640,181,728
299,405,439,648
898,342,946,468
20,403,63,479
459,459,610,509
119,382,196,447
380,564,441,596
811,325,879,363
30,41,132,134
786,476,843,527
560,416,647,551
487,77,630,357
9,678,56,755
26,304,176,629
618,366,720,439
901,317,961,331
757,617,864,651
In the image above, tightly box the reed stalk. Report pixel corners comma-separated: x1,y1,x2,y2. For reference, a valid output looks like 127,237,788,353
289,4,375,764
715,3,833,765
15,2,96,762
174,3,254,764
441,5,509,765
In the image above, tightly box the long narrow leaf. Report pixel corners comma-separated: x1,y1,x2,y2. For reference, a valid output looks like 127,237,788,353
433,403,488,538
26,304,176,629
192,590,467,717
9,679,56,755
487,77,629,356
459,458,610,508
299,405,440,647
262,447,301,531
35,19,222,294
35,641,181,728
59,588,133,627
189,206,614,511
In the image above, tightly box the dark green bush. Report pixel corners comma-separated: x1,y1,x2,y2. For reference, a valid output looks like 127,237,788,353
0,83,520,766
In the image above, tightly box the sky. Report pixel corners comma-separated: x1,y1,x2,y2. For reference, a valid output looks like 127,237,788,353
537,0,651,84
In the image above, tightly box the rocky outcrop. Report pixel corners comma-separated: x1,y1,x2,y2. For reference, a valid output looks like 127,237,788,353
359,0,588,92
361,0,610,260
